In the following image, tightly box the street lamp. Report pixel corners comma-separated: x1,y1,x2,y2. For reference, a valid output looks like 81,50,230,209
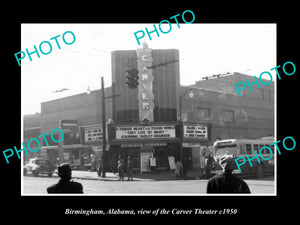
86,86,91,95
101,77,107,177
179,88,194,121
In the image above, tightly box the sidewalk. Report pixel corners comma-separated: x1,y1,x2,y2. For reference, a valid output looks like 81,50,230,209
53,170,205,181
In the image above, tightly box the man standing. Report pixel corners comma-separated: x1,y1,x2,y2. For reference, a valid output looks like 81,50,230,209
204,152,214,179
206,155,250,194
175,159,183,179
47,163,83,194
117,155,125,181
127,156,133,181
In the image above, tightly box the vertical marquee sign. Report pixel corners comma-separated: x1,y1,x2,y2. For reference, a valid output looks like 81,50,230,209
136,43,154,122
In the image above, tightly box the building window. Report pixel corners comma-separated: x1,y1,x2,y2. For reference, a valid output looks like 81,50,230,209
246,144,252,154
222,110,234,122
262,89,271,101
239,144,247,154
253,144,259,152
196,107,211,121
181,112,189,122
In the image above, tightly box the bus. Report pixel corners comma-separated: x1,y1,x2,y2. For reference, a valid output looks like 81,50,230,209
213,137,275,177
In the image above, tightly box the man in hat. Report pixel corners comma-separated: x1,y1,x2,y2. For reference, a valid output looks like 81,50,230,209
206,155,251,193
47,163,83,194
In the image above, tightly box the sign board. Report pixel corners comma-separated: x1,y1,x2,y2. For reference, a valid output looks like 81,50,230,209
136,44,154,122
115,125,176,140
149,157,156,167
121,142,167,148
183,125,208,139
59,120,77,129
168,156,176,170
83,125,103,143
182,143,201,148
140,152,153,172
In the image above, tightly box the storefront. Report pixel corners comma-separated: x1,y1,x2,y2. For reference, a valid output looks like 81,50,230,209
80,124,107,171
41,144,93,169
182,123,212,171
108,122,211,173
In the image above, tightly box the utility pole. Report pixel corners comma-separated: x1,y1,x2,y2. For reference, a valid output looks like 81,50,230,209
179,89,194,162
101,77,106,178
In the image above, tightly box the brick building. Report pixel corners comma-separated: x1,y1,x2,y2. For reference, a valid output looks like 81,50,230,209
180,73,274,169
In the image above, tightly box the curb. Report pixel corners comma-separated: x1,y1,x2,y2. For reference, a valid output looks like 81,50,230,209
71,175,202,182
53,171,205,182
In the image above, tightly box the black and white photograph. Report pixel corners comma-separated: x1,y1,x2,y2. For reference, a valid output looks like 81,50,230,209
20,23,276,195
1,4,298,221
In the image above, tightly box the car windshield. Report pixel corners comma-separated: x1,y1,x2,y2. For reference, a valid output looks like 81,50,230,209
215,144,237,157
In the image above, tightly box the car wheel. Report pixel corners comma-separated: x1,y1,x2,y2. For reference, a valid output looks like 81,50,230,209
32,170,39,177
23,168,27,176
48,173,53,177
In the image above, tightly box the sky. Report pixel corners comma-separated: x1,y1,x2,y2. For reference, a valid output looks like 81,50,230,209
21,23,276,115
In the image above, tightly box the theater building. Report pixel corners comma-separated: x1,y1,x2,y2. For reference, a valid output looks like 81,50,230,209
109,43,211,172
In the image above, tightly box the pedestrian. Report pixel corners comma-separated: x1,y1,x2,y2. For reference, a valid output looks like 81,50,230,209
117,155,125,181
111,154,117,174
206,155,251,194
127,156,133,181
97,159,102,177
175,159,183,179
47,163,83,194
91,154,97,171
204,152,214,179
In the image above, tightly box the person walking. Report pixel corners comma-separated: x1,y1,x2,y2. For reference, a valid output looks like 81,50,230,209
47,163,83,194
127,156,133,181
206,155,251,194
117,155,125,181
97,159,103,177
175,159,183,179
204,152,214,179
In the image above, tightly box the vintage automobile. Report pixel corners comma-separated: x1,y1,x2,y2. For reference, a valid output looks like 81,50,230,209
23,158,55,177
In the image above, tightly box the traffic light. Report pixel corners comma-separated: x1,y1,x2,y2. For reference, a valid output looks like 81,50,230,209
126,68,139,89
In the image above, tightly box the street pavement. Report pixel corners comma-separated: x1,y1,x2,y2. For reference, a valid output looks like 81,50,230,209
22,170,275,195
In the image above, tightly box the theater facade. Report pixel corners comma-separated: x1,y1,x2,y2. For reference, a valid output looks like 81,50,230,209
109,43,211,172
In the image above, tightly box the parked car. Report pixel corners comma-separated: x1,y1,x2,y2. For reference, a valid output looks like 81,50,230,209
23,158,55,177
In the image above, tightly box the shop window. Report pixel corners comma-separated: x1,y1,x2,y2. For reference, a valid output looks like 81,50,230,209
262,89,272,101
64,132,81,145
181,112,189,122
196,107,211,121
154,147,168,168
222,110,234,122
